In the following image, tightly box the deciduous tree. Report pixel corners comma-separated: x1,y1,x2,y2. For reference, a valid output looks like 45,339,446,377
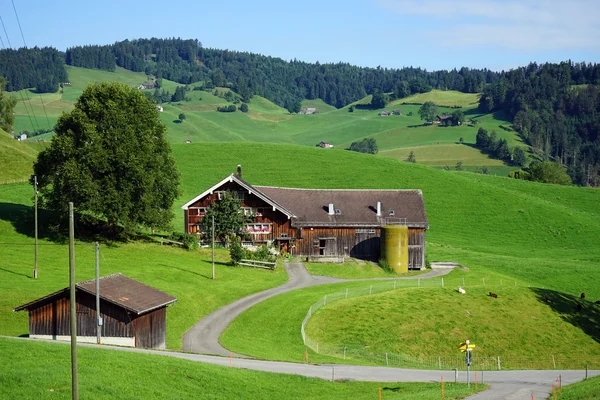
418,101,438,122
32,82,179,236
0,77,17,132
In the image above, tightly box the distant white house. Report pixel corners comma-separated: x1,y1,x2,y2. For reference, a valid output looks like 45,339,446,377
299,107,317,115
317,141,333,148
379,110,389,116
16,133,27,141
156,105,164,112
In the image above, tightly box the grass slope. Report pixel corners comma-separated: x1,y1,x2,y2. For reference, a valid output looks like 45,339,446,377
0,129,38,182
0,338,482,400
305,286,600,369
10,67,521,171
389,90,481,108
0,183,287,349
556,375,600,400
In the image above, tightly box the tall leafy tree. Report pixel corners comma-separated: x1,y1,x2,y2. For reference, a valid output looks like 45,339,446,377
32,82,180,236
418,102,438,122
370,88,387,109
0,77,17,132
528,161,572,185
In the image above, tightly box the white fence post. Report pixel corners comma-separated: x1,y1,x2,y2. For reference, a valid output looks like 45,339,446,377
343,346,346,360
324,295,327,305
442,277,444,287
345,288,348,298
497,356,501,370
386,353,389,366
316,343,319,353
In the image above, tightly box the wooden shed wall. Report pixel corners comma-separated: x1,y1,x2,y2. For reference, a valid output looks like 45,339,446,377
27,291,169,348
28,292,133,338
133,307,167,349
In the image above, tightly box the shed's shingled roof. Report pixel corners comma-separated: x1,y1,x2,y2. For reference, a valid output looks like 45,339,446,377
254,186,428,228
14,273,177,315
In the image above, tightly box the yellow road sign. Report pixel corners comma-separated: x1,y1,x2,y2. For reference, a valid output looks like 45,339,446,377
458,343,476,351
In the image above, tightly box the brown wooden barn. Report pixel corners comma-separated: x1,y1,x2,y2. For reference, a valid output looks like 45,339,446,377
14,274,177,349
182,168,429,268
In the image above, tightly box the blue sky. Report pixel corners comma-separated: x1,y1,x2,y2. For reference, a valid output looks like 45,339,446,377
0,0,598,71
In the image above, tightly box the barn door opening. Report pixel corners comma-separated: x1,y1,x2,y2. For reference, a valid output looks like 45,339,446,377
318,238,336,256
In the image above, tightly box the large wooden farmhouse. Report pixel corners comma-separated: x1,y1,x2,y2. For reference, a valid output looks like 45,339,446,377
14,274,177,349
182,168,429,269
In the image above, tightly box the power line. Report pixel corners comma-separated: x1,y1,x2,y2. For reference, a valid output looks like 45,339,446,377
10,1,50,131
0,13,38,133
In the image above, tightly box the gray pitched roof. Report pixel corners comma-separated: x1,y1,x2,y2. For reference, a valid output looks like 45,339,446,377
14,273,177,315
254,186,428,228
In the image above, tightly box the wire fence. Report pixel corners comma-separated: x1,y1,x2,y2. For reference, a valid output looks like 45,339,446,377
301,279,600,371
0,178,29,185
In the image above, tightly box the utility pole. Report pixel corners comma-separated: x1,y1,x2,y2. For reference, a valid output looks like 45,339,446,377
211,215,215,280
68,202,79,400
33,176,38,279
95,242,101,345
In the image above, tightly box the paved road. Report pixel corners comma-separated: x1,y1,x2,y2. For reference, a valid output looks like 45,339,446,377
5,336,598,400
182,262,343,356
182,262,449,356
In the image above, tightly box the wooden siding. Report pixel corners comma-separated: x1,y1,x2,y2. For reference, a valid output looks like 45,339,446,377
408,229,426,269
296,227,425,268
185,183,295,241
26,290,169,348
134,307,166,349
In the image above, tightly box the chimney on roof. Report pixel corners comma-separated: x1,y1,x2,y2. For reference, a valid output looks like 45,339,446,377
376,201,382,217
236,164,242,179
328,203,334,215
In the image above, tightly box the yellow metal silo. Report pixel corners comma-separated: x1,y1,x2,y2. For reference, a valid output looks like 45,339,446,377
380,225,409,273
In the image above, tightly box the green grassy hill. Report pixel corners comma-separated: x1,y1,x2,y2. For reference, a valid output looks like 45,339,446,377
1,338,482,400
10,67,524,173
0,129,38,183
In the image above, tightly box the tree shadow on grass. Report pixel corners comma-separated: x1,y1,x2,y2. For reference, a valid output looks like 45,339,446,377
0,202,54,240
0,202,150,245
530,288,600,344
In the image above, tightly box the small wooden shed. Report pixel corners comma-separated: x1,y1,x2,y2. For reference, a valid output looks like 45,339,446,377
14,273,177,349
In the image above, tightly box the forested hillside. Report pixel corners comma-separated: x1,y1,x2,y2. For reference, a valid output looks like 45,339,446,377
0,47,67,92
1,38,600,185
479,62,600,185
63,38,500,109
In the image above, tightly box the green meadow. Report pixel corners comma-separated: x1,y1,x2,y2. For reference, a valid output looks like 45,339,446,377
10,67,524,173
305,286,600,369
0,338,482,400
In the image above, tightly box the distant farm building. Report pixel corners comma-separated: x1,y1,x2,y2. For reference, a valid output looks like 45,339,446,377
63,82,71,86
317,141,334,148
16,133,27,141
14,274,177,349
184,139,192,144
156,105,164,112
391,109,403,115
182,166,428,268
299,108,318,115
379,110,389,116
138,83,155,90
